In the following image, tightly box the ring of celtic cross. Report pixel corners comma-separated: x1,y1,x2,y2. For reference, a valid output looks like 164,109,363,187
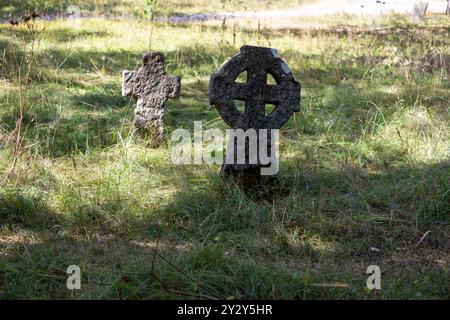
209,45,301,129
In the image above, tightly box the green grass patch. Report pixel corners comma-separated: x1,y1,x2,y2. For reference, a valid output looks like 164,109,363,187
0,14,449,299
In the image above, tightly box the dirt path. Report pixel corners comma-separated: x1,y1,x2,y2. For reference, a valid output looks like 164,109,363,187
1,0,447,24
166,0,448,23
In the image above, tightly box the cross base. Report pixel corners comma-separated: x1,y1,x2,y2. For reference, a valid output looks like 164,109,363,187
221,164,279,201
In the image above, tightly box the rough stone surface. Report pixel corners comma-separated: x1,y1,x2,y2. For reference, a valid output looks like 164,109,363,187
210,45,300,131
122,52,181,139
209,45,301,194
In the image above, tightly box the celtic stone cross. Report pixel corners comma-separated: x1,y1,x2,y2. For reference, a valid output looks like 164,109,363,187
122,52,181,140
209,45,301,193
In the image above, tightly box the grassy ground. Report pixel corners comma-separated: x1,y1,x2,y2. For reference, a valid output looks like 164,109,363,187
0,12,449,299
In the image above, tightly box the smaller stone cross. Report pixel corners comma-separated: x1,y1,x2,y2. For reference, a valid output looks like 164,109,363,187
122,52,181,140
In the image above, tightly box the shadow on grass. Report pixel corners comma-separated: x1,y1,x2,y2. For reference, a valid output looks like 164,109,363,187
0,159,448,299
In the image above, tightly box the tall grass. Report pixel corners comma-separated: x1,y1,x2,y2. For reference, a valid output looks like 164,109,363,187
0,13,449,299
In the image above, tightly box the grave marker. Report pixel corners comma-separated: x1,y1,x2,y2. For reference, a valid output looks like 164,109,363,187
122,52,181,141
209,45,301,193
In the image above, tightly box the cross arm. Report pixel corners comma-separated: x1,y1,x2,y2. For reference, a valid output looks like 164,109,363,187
166,75,181,99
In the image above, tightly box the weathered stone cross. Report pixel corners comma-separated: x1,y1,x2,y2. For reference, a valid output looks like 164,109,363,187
209,45,301,194
122,52,181,140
